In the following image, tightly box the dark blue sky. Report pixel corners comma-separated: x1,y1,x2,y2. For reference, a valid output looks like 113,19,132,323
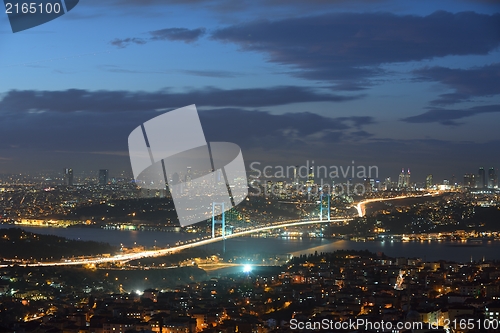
0,0,499,182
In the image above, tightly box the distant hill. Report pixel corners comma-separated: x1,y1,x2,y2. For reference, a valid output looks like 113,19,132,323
0,228,117,261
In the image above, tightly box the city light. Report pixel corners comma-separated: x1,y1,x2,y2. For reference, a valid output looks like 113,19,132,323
243,264,252,273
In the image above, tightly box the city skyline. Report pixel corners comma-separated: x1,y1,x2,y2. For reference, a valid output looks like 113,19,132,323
4,163,500,190
2,1,500,330
0,1,498,181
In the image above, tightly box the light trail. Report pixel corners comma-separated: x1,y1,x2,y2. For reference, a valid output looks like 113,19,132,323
355,192,437,217
0,218,349,267
2,193,434,267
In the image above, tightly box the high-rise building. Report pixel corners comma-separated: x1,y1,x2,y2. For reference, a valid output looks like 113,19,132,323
385,177,391,190
308,166,314,184
405,169,411,188
488,167,497,188
478,167,486,188
64,168,74,186
464,174,476,188
293,166,299,185
398,169,405,188
98,169,109,186
364,178,372,193
397,169,411,189
426,174,433,189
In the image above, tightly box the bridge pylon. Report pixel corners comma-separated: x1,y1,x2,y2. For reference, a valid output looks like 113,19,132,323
319,193,331,222
212,202,226,239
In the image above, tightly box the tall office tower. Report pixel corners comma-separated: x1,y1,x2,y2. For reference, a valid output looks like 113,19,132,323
370,178,375,190
488,167,497,188
398,169,405,188
405,169,411,188
308,166,314,184
464,174,476,188
293,166,299,185
478,167,486,188
451,174,456,188
364,178,372,193
186,166,192,182
64,168,74,186
385,177,391,190
426,174,433,189
98,169,109,186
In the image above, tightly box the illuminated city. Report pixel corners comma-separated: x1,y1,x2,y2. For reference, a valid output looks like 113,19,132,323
1,0,500,332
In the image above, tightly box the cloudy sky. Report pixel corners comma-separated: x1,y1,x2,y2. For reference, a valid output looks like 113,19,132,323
0,0,499,182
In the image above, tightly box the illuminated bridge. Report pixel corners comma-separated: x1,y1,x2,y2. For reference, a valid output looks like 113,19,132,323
1,193,437,268
0,217,350,267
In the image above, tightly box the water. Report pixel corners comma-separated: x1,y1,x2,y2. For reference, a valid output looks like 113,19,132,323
203,237,499,262
1,225,498,262
0,224,197,248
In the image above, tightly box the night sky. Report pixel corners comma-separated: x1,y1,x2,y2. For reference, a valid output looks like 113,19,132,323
0,0,499,183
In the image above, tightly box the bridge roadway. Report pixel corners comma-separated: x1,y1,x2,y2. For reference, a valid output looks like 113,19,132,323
2,193,437,268
0,218,350,268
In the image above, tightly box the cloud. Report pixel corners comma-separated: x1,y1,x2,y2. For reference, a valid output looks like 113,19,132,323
0,87,360,113
110,27,206,48
199,108,375,148
180,69,242,78
0,101,376,172
211,11,500,88
149,28,206,43
401,104,500,126
0,97,496,182
414,63,500,105
110,37,147,48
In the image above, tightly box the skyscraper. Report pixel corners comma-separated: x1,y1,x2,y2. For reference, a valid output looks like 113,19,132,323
478,167,486,188
364,178,372,193
405,169,411,188
398,169,405,188
464,174,475,188
64,168,73,186
293,166,299,185
426,174,433,189
397,169,411,189
308,166,314,184
385,177,391,190
99,169,109,186
488,167,497,188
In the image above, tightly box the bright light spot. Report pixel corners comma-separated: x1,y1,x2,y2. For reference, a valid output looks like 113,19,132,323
243,265,252,273
136,290,143,295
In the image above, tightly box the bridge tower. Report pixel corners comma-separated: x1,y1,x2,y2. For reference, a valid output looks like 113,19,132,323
212,202,227,253
211,202,226,239
319,192,331,222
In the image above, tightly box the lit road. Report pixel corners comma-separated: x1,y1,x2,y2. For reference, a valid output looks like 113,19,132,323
355,192,437,217
1,193,436,267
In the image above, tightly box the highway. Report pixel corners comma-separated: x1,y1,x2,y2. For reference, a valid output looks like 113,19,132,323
0,218,350,267
355,192,435,217
1,193,438,268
